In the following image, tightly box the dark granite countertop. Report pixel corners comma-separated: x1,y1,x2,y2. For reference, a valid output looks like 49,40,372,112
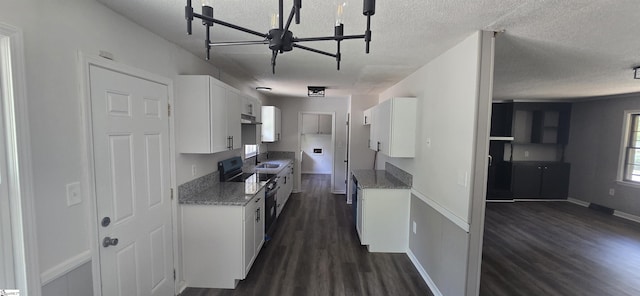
179,174,268,206
352,169,411,189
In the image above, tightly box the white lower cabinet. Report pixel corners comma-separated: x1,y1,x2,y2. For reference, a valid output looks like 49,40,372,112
356,187,410,253
181,188,265,289
275,162,294,217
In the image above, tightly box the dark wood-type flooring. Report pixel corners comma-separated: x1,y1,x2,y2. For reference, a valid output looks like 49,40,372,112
182,174,432,296
481,201,640,296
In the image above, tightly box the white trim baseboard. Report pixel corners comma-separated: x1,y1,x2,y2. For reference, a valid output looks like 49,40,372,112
177,281,187,296
614,210,640,224
567,198,640,225
407,249,443,296
411,189,470,232
567,198,590,207
40,250,91,285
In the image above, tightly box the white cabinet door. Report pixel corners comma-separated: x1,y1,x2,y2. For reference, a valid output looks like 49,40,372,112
243,201,256,276
358,188,410,252
226,89,242,150
369,105,379,151
254,195,265,259
356,186,364,242
318,114,332,134
261,106,281,142
376,99,392,155
210,79,229,153
302,114,318,134
275,107,282,141
363,107,372,125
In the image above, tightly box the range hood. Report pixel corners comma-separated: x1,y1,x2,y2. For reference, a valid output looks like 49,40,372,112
241,114,262,125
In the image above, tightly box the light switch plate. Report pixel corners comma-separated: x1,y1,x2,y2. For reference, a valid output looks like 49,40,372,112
66,182,82,206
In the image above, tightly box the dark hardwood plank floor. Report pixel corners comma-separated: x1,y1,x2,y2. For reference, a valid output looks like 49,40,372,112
181,174,432,296
481,202,640,296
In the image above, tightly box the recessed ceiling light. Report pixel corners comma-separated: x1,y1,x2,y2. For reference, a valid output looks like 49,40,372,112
256,87,272,91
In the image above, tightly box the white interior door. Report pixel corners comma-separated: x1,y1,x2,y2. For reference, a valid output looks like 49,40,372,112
90,65,173,296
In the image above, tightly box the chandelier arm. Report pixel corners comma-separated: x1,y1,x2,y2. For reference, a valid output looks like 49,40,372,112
294,34,366,42
279,0,284,30
292,44,337,58
193,12,268,38
271,50,279,74
210,40,270,46
281,6,297,39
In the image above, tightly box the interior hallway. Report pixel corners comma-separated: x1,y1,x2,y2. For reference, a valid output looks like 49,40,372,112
481,202,640,296
182,174,432,296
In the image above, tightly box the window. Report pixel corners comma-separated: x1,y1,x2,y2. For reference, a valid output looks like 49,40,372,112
622,113,640,183
244,144,258,159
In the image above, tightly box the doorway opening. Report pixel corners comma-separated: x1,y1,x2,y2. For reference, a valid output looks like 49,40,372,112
298,112,335,192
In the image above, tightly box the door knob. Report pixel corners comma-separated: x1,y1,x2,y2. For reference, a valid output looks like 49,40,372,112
103,237,119,247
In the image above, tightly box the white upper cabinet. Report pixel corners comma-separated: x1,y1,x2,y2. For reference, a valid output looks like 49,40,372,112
363,107,373,125
302,114,332,134
175,75,243,153
368,97,417,158
261,106,281,142
226,89,242,150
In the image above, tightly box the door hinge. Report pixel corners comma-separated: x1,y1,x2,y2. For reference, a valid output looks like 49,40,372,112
170,188,174,200
173,269,176,280
168,103,171,117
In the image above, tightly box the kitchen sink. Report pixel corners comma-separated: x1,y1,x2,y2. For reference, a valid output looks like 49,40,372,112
256,163,280,169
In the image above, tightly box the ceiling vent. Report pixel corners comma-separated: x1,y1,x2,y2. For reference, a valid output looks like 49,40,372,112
308,86,326,97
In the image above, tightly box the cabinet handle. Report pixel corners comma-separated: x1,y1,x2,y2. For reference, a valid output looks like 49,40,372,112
377,141,381,152
255,197,261,203
256,207,260,222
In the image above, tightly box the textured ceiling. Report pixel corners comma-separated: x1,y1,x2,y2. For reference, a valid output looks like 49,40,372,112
97,0,640,100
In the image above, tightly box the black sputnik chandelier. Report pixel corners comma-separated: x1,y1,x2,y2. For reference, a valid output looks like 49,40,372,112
185,0,376,74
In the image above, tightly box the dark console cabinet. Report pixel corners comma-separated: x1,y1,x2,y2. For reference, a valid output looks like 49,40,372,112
511,162,570,199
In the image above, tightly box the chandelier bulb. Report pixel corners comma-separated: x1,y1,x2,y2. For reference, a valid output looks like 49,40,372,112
200,0,213,7
335,1,347,26
270,13,279,29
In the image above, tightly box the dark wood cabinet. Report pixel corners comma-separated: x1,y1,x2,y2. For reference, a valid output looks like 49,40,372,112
487,141,513,200
490,102,514,137
512,162,570,199
512,103,571,144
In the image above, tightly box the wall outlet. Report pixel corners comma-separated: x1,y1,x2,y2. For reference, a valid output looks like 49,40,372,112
191,165,197,176
524,151,530,158
66,182,82,206
412,221,417,234
608,188,615,196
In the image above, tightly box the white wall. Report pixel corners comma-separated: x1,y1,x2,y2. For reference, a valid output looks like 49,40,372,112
378,33,482,223
301,134,333,174
374,32,488,295
264,97,348,193
0,0,263,292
